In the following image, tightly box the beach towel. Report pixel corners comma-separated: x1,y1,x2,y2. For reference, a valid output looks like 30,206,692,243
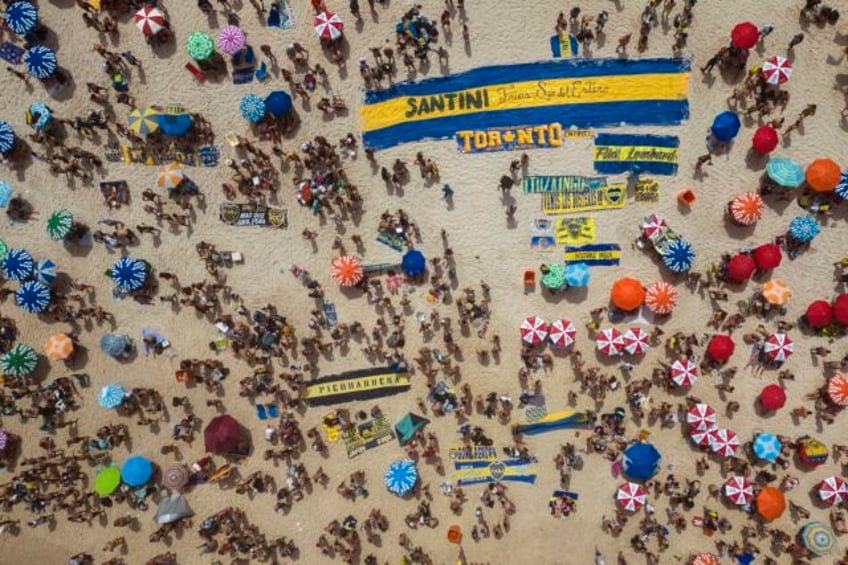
376,231,406,252
550,34,579,58
141,328,169,356
514,410,593,436
0,42,24,65
232,46,256,85
267,0,295,30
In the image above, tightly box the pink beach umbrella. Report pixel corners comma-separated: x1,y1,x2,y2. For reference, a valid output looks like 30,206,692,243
710,428,740,458
596,327,624,356
686,403,716,432
313,11,344,41
548,319,576,349
690,426,718,448
623,327,650,356
616,482,647,512
761,55,792,86
724,476,753,506
670,358,699,388
520,316,548,345
134,4,166,36
217,25,246,55
763,333,794,363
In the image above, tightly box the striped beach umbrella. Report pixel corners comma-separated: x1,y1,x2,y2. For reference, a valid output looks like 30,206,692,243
99,383,126,409
763,332,793,362
135,4,166,36
596,327,624,356
662,238,695,273
789,215,820,243
645,281,677,315
730,192,763,225
564,262,590,287
801,521,835,556
155,162,184,190
0,180,13,207
709,428,740,458
44,333,74,361
671,359,699,388
762,280,791,306
163,464,190,490
686,403,715,432
385,459,417,495
623,327,650,356
690,426,718,447
520,316,548,345
0,121,17,154
0,240,6,260
16,280,51,313
827,373,848,407
110,257,147,291
766,156,805,188
616,482,647,512
331,255,364,287
761,55,792,85
0,343,38,377
34,258,57,285
239,94,266,123
5,1,38,35
548,319,576,349
24,45,57,79
47,209,73,240
218,25,246,55
1,248,34,281
724,476,753,506
835,170,848,200
128,106,161,136
752,433,781,462
640,213,667,240
313,11,344,41
818,477,848,506
187,31,215,61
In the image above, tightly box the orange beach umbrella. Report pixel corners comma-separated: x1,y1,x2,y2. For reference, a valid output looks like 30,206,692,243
610,277,645,311
806,158,841,192
44,333,74,361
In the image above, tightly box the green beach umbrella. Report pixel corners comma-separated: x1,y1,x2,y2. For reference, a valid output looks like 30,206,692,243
94,466,121,496
0,343,38,377
0,239,7,260
541,264,567,290
187,31,215,61
47,208,73,240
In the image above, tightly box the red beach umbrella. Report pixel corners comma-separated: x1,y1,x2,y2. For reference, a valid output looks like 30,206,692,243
759,384,786,411
596,327,624,356
724,475,753,506
726,254,756,283
520,316,548,345
762,333,793,362
623,327,650,356
806,300,833,328
548,319,576,349
752,126,779,155
827,373,848,406
710,428,740,458
707,334,735,362
331,255,364,287
752,243,782,270
616,482,647,512
671,359,700,388
731,22,759,49
686,403,716,431
818,476,848,506
204,415,243,455
761,55,792,85
833,294,848,326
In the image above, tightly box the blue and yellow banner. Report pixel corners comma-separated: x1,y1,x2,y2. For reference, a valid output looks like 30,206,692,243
550,33,579,58
456,123,592,153
594,133,680,175
524,175,608,193
514,410,594,436
361,58,691,149
564,244,622,266
454,459,538,486
541,183,626,214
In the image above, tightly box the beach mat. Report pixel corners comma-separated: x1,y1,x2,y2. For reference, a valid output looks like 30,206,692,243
267,0,295,30
232,46,255,84
0,42,24,65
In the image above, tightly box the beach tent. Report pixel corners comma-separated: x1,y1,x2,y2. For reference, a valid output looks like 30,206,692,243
622,443,661,481
395,413,429,446
756,486,785,521
154,494,194,524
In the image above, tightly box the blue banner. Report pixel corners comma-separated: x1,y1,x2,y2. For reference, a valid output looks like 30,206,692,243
594,133,680,175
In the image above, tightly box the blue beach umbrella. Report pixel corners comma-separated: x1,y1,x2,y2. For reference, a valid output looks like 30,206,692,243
155,113,193,137
99,383,126,409
265,91,292,117
711,111,741,142
239,94,266,123
0,181,12,208
385,459,418,495
622,443,661,481
1,248,34,281
662,238,695,273
766,156,805,188
16,280,51,313
565,262,590,287
110,257,147,291
0,121,16,154
788,216,820,243
35,258,57,285
401,249,426,277
835,171,848,200
121,455,154,487
100,333,132,357
753,433,782,462
5,1,38,35
24,45,58,80
27,102,52,130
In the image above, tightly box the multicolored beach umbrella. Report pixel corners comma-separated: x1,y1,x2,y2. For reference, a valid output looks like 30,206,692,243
24,45,57,79
1,248,34,281
662,238,695,272
0,343,38,377
128,106,161,136
110,257,147,291
5,1,38,35
835,170,848,200
27,102,52,130
16,280,51,313
47,209,73,240
801,521,835,556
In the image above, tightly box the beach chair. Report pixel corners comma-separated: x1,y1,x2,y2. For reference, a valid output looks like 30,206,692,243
523,270,536,287
185,62,206,83
447,524,462,543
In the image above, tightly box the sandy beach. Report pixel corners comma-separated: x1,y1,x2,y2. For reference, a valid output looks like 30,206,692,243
1,1,848,564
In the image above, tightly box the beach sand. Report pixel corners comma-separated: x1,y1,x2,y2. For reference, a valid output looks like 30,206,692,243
1,1,847,563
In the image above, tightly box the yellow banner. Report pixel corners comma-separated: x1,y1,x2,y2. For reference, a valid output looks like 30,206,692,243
594,145,679,163
305,371,410,400
542,183,626,214
555,217,596,245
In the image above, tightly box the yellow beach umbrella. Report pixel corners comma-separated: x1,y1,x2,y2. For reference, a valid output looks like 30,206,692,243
762,280,791,306
155,162,184,190
128,106,161,136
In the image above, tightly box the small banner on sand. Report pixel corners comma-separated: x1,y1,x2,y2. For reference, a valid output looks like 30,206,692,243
593,133,680,175
564,244,621,266
219,203,287,228
305,366,411,406
541,183,626,214
341,415,396,459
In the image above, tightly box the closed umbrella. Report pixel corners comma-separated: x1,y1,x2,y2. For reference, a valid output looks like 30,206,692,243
751,126,779,155
401,249,426,277
761,55,792,85
610,278,644,311
623,327,650,356
154,494,194,524
5,2,38,35
724,476,753,506
806,158,841,193
662,238,695,273
155,163,184,190
726,253,755,283
94,467,121,496
833,294,848,326
155,112,193,137
135,4,166,36
34,259,57,285
596,327,624,356
730,192,763,225
0,181,12,207
24,45,57,79
640,213,667,239
1,248,34,280
187,31,215,61
707,334,735,362
752,243,781,271
759,384,786,411
818,477,848,506
645,281,677,315
385,459,417,495
763,333,793,362
0,429,8,453
162,464,190,490
520,316,548,345
616,482,647,512
100,333,132,358
265,91,293,117
99,383,126,409
752,433,781,462
47,209,73,240
622,443,661,481
564,262,590,287
548,319,576,348
711,111,741,142
541,264,567,290
0,121,15,154
788,215,820,243
121,455,153,487
204,414,243,454
801,521,835,556
110,257,147,291
16,280,51,313
239,94,266,123
671,359,699,388
762,280,790,305
827,373,848,407
44,333,74,361
806,300,832,328
0,343,38,377
27,102,52,130
709,428,740,458
128,106,161,136
686,403,715,431
766,156,804,188
730,22,758,49
331,255,364,287
314,11,344,41
217,25,246,55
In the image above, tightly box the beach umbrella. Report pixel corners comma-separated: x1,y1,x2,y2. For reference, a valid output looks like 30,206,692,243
27,102,52,130
0,181,12,207
162,464,190,490
622,443,661,481
155,112,193,137
662,238,695,273
1,248,33,281
265,91,293,117
35,259,57,285
789,216,820,244
686,403,715,431
672,359,700,388
0,343,38,377
16,280,51,313
645,281,677,315
99,383,126,409
204,414,243,455
610,278,644,311
753,433,782,462
690,554,721,565
724,476,753,506
730,192,763,225
217,25,246,55
827,373,848,407
596,327,624,356
128,106,161,136
385,459,417,495
121,455,153,487
0,121,15,155
186,31,215,61
44,333,74,362
155,162,184,190
731,22,758,49
766,156,805,188
711,111,741,142
833,294,848,326
759,384,786,411
0,240,6,260
709,428,740,458
313,11,344,41
134,4,166,36
47,209,73,240
548,319,576,349
331,255,364,287
94,467,121,496
761,55,792,85
751,126,779,155
640,213,667,239
806,158,841,193
835,170,848,200
5,1,38,35
690,426,719,448
239,94,266,123
726,253,756,283
0,429,8,453
763,333,793,363
707,334,735,362
616,482,647,512
623,327,650,356
762,280,790,305
401,249,426,277
154,494,194,524
801,521,835,556
541,264,567,290
798,437,829,467
110,257,147,291
100,333,132,358
753,243,781,271
806,300,833,328
818,477,848,506
520,316,548,345
564,262,590,287
24,45,57,80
